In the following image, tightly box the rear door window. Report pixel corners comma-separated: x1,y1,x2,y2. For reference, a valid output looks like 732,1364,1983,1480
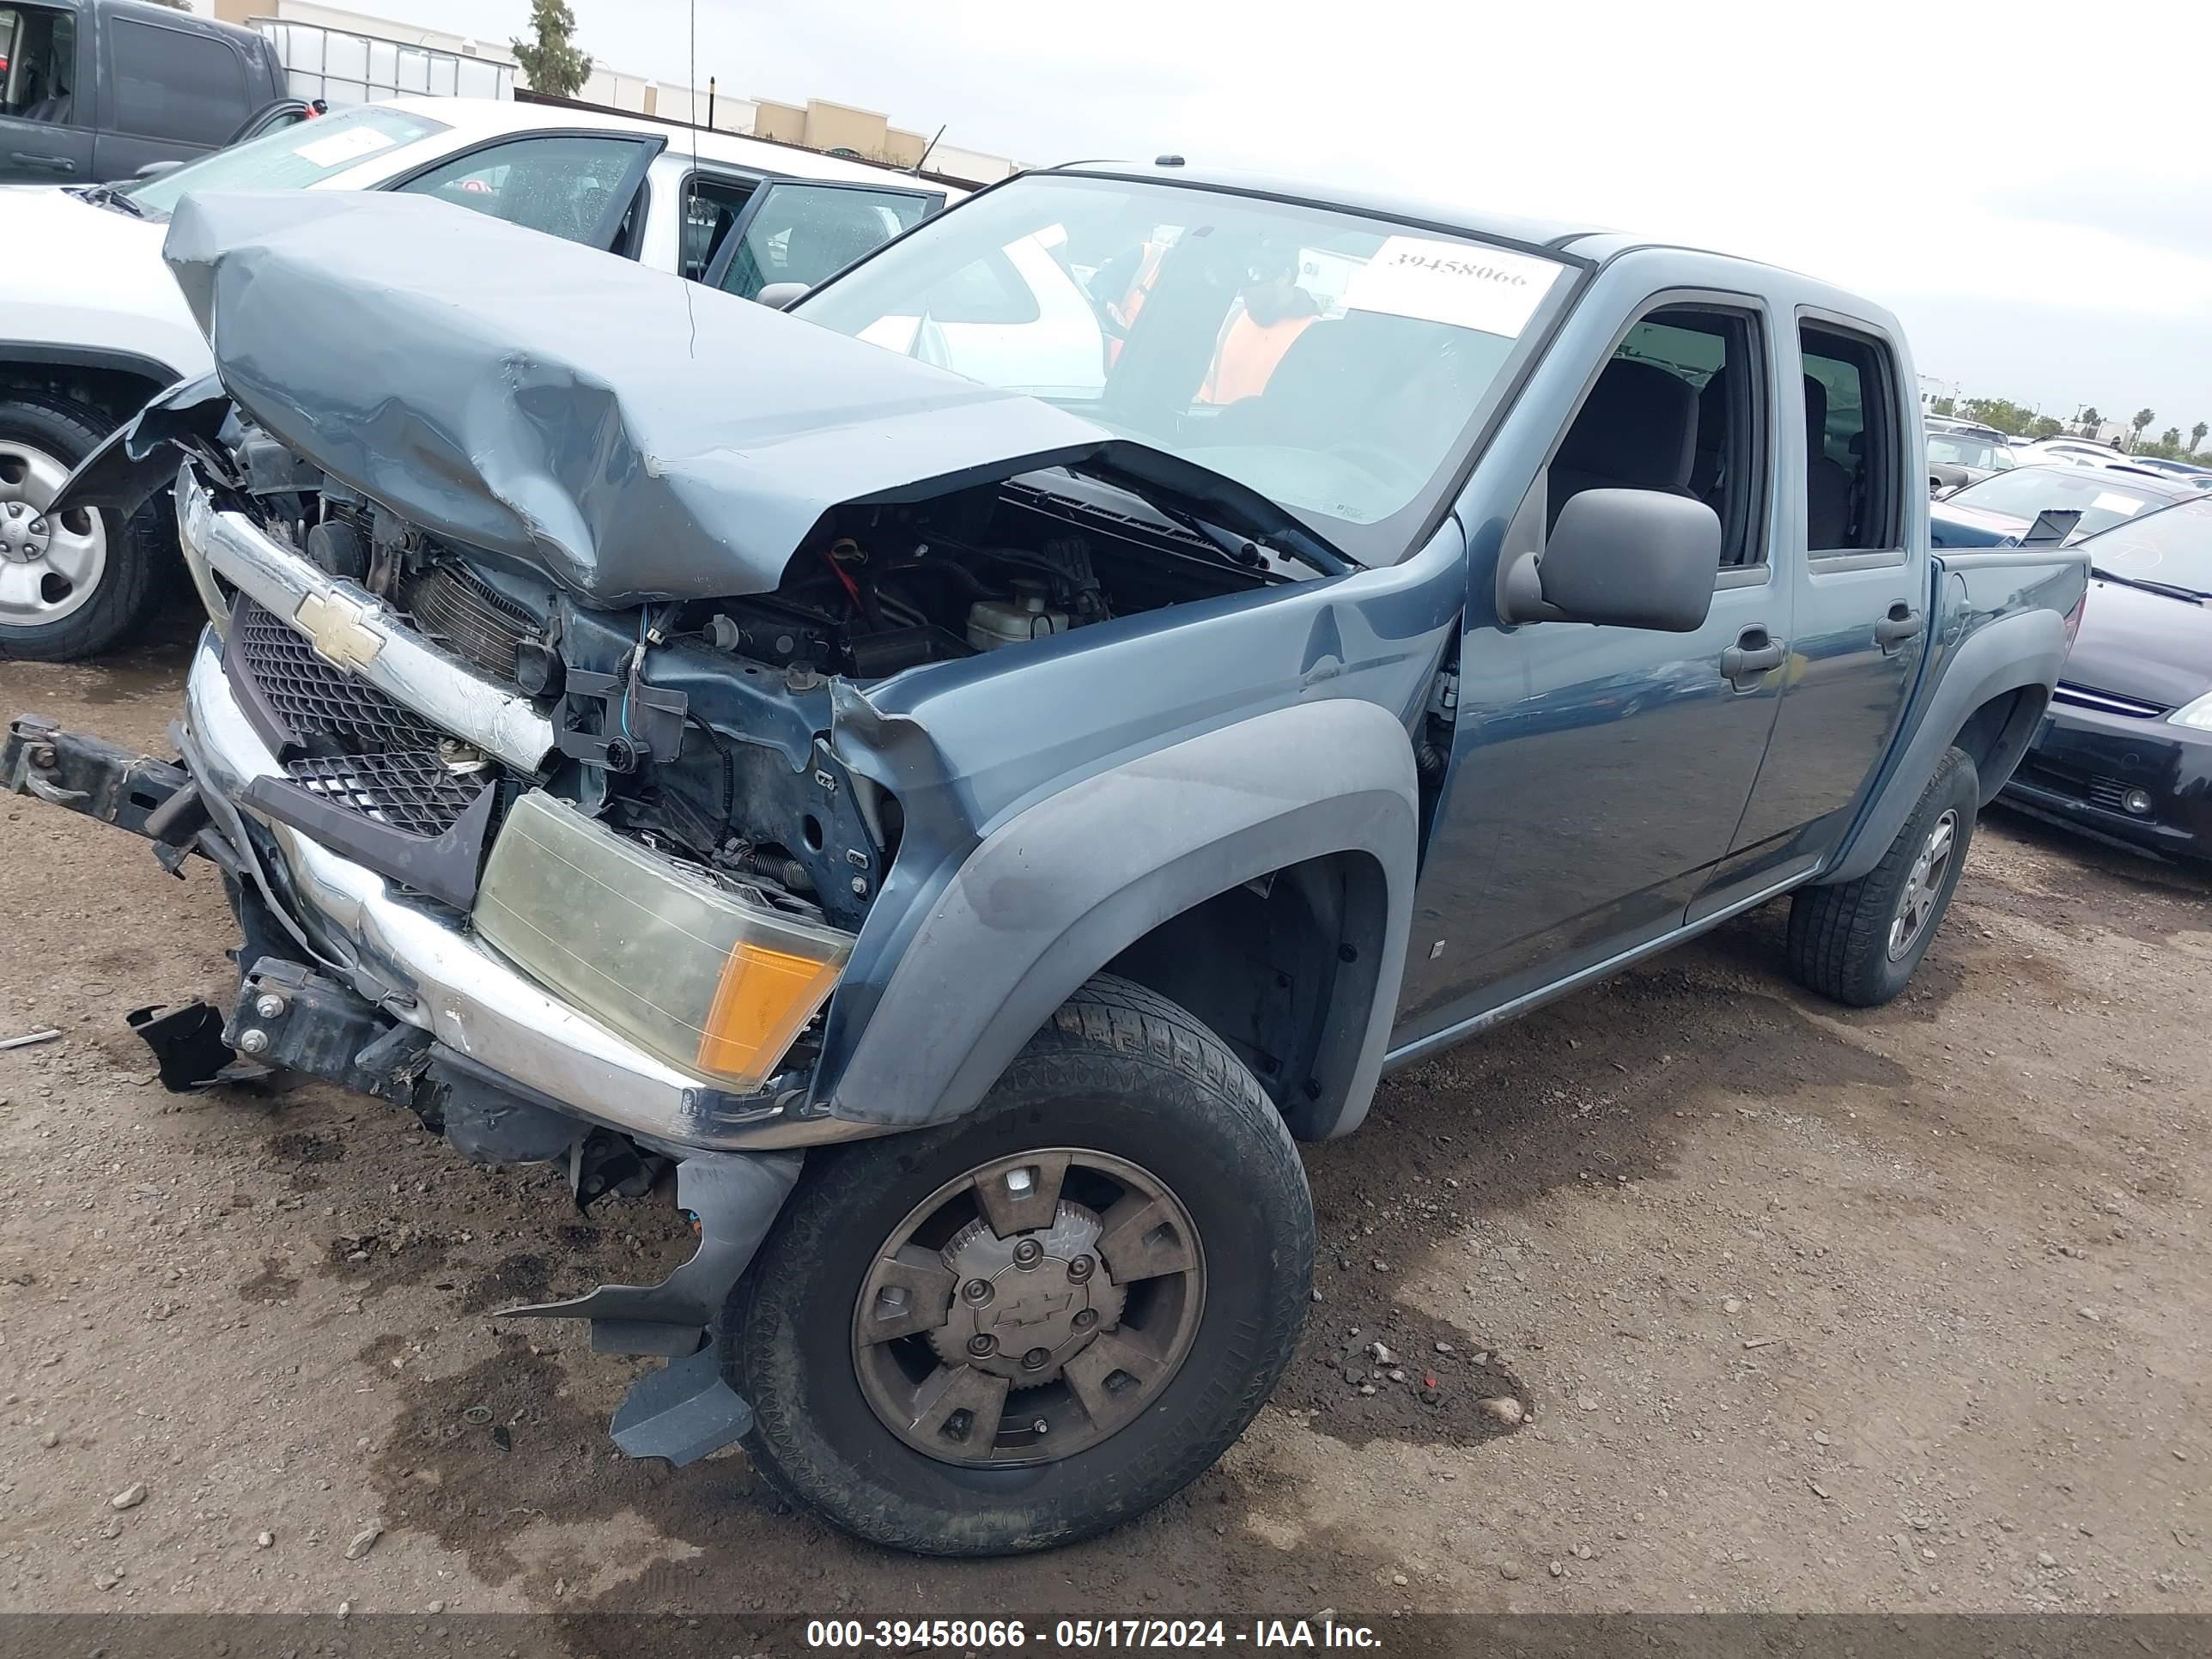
850,229,1105,399
681,172,757,282
713,180,933,301
912,248,1040,325
1801,323,1903,552
110,17,246,144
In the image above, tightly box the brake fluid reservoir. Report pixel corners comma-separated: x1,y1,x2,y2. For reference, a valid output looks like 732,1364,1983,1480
966,580,1069,653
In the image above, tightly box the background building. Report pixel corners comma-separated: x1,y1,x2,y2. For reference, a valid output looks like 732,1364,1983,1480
209,0,1018,183
1916,373,1963,411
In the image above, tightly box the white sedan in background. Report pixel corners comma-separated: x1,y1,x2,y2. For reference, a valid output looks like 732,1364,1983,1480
2017,438,2138,471
0,98,958,660
2014,440,2210,489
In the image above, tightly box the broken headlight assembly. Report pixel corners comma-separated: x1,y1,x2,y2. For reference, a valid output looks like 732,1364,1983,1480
474,792,852,1091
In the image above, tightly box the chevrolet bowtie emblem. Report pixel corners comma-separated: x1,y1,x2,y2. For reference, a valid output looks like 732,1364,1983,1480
293,592,386,672
993,1288,1075,1328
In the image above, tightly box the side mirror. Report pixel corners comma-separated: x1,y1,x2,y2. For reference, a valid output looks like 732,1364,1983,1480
754,281,809,311
134,160,183,181
1500,489,1721,632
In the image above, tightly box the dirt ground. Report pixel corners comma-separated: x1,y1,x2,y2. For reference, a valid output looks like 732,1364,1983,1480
1,625,2206,1625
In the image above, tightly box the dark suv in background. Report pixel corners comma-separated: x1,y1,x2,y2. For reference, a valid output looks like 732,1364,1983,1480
0,0,287,185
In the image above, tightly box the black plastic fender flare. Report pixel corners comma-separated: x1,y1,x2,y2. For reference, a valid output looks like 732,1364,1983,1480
1820,605,2069,888
821,697,1420,1139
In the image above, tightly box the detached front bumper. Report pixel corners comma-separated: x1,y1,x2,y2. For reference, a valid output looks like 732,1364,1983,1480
2000,699,2212,860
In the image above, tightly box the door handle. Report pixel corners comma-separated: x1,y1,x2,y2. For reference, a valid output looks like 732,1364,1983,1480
6,153,76,173
1875,603,1923,652
1720,626,1785,689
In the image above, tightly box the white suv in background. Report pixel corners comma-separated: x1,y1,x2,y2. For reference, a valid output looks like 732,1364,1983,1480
0,97,957,660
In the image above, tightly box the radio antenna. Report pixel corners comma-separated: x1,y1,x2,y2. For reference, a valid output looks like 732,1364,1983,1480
684,0,700,354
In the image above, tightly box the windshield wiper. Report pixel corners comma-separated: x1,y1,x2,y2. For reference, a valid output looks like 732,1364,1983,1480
1142,495,1322,575
68,184,150,220
2092,565,2207,605
1027,472,1355,580
1102,469,1356,577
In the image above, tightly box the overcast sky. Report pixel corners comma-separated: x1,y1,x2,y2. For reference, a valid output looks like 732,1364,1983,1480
344,0,2209,434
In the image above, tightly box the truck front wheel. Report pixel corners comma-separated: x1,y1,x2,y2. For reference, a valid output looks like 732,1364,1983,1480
1784,744,1979,1006
726,975,1314,1556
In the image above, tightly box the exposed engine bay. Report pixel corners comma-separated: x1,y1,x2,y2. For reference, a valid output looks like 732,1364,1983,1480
210,422,1286,944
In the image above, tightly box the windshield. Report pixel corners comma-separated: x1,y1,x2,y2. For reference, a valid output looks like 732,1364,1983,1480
792,174,1569,560
2080,496,2212,595
121,105,450,216
1948,466,2170,537
1928,434,2011,470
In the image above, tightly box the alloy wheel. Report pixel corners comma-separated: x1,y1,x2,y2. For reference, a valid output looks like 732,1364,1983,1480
1887,808,1958,961
851,1148,1206,1468
0,438,106,626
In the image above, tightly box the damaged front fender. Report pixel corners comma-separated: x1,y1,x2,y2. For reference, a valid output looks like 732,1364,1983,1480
828,699,1419,1139
813,517,1468,1140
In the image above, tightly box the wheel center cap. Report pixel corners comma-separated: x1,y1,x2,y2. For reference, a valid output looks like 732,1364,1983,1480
0,509,46,562
932,1201,1125,1386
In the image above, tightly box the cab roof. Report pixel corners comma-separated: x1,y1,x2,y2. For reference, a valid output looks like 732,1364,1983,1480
1046,160,1606,256
1040,160,1849,292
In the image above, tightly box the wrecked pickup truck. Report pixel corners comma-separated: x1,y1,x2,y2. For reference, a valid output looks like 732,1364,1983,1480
6,170,2087,1557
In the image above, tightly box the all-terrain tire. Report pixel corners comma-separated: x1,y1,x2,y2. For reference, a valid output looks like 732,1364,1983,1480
1785,744,1979,1006
726,975,1315,1556
0,394,168,662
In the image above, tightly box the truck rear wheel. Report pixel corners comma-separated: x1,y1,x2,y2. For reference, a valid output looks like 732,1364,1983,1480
726,975,1314,1556
1784,744,1978,1006
0,394,167,663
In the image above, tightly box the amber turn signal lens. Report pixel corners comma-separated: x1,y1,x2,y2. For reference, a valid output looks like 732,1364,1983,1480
697,940,845,1085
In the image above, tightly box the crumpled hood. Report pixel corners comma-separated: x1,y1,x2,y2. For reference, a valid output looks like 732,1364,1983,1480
2063,575,2212,711
162,190,1343,606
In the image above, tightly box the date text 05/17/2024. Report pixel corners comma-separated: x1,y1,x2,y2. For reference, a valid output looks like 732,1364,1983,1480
804,1618,1384,1649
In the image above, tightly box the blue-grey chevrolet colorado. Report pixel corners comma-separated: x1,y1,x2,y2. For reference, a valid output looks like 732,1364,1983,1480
4,164,2088,1557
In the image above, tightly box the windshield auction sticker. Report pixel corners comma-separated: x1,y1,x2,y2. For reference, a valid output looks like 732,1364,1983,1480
295,125,399,168
1343,237,1563,337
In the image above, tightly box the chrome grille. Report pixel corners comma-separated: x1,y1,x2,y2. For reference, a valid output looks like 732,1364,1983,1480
2053,682,2170,719
233,598,487,839
233,599,447,753
284,752,485,837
